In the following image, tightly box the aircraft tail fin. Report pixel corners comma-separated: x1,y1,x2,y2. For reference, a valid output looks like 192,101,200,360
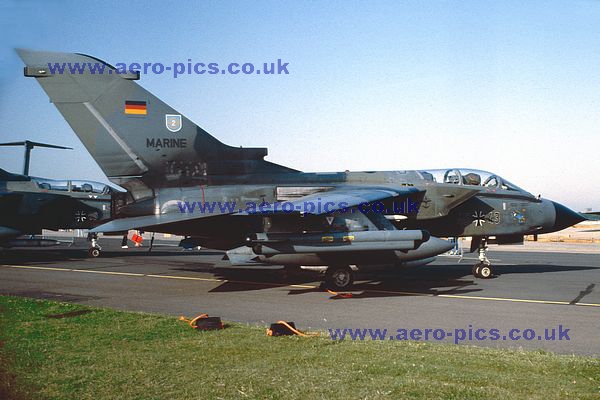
17,49,295,195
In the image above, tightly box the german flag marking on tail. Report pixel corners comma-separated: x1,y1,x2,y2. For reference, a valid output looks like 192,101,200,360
124,100,147,115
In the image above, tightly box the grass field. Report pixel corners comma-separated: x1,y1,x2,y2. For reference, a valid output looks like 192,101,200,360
0,295,598,399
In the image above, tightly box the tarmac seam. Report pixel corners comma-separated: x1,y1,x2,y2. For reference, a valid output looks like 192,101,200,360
2,264,599,308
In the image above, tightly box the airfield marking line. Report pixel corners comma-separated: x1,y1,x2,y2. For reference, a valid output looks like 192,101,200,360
344,287,599,307
71,269,145,277
574,302,600,307
2,265,73,272
146,274,224,282
289,284,318,289
2,264,600,308
436,294,573,306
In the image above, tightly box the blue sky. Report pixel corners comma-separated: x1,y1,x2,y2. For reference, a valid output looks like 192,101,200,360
1,0,599,210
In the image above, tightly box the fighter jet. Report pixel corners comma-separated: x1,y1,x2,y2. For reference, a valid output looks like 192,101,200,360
0,139,116,254
0,167,114,254
17,50,585,289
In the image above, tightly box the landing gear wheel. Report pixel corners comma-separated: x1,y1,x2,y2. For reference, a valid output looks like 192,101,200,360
472,262,493,279
478,264,493,279
88,247,101,258
472,237,493,279
325,265,354,291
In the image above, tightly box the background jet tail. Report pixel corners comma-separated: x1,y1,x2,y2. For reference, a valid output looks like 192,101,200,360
17,50,295,196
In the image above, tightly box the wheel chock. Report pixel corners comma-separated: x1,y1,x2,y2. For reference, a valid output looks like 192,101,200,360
266,321,319,337
179,314,223,330
267,321,297,336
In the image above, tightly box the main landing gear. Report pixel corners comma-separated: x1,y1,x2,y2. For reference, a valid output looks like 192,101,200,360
324,265,354,291
87,232,101,257
472,238,493,279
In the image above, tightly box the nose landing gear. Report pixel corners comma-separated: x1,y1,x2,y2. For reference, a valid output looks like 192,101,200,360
87,232,102,257
472,238,493,279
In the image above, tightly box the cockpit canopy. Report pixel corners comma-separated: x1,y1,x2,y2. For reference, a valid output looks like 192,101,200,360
418,169,532,195
33,178,113,194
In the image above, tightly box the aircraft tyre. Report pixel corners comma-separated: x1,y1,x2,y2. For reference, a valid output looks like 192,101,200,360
478,264,493,278
325,265,354,290
88,247,101,258
473,262,493,279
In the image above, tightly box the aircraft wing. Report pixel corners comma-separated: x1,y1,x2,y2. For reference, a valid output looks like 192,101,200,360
90,211,219,233
92,186,423,233
241,186,423,215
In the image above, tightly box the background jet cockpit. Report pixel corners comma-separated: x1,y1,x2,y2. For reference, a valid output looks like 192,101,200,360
419,169,533,196
33,178,113,195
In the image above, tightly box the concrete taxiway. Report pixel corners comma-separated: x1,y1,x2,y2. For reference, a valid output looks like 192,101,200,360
1,239,598,356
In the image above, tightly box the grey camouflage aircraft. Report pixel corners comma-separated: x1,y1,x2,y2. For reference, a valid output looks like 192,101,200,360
17,49,585,289
0,167,113,253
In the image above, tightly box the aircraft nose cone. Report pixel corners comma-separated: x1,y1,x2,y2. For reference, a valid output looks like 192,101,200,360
552,201,585,231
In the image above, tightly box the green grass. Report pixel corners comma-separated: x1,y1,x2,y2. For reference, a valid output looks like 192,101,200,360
0,296,598,399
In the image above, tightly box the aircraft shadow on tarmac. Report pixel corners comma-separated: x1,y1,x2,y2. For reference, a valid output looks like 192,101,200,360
204,263,596,300
2,247,595,300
